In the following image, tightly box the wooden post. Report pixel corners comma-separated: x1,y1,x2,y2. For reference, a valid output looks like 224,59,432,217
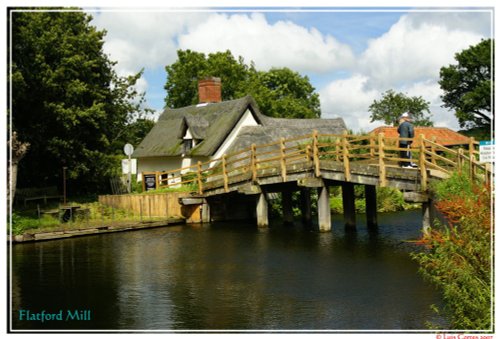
256,192,268,228
365,185,377,229
317,184,331,232
251,144,257,182
221,156,228,193
306,145,312,168
457,148,464,174
342,182,356,229
419,134,428,191
300,188,312,226
342,130,351,182
369,133,375,158
312,130,320,177
155,172,160,190
422,201,431,236
197,161,203,194
431,136,437,165
469,137,475,179
280,137,287,182
378,133,386,187
335,139,341,162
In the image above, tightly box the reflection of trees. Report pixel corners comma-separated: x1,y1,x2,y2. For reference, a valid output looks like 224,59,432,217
11,215,446,330
11,236,122,329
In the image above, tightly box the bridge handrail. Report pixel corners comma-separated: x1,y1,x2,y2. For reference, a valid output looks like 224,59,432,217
148,130,492,194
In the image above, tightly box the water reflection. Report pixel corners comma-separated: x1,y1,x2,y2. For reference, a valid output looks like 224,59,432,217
11,211,446,330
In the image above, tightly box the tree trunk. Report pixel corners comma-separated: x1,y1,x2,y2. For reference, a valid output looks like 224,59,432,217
7,132,29,215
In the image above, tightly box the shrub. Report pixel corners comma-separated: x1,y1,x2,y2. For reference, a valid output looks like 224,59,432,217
412,173,492,329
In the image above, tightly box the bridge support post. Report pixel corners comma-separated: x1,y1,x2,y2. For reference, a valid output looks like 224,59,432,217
342,183,356,229
422,201,431,236
282,190,294,225
201,200,210,223
317,184,331,232
256,192,269,228
365,185,377,229
300,188,312,226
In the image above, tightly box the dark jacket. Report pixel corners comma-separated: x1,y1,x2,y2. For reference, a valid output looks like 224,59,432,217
398,121,414,145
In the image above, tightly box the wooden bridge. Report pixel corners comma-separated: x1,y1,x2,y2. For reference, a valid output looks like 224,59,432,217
143,131,491,232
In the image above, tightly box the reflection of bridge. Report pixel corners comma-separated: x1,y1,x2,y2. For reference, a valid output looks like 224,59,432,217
144,131,491,232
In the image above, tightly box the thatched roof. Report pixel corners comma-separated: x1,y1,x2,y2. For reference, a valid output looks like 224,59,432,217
133,95,347,158
226,118,347,154
133,96,262,158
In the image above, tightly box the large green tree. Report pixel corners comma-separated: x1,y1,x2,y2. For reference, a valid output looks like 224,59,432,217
10,10,145,193
368,89,433,126
242,68,321,119
439,39,493,131
164,49,320,118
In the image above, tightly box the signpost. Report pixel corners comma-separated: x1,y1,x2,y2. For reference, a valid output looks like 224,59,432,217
123,143,134,193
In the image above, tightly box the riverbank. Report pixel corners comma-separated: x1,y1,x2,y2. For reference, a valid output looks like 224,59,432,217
10,217,185,243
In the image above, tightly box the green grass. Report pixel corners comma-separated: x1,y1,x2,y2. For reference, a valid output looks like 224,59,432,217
9,200,170,236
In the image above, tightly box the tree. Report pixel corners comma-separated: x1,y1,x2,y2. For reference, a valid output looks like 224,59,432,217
241,68,321,119
10,10,145,193
439,39,493,131
164,49,320,118
368,89,433,126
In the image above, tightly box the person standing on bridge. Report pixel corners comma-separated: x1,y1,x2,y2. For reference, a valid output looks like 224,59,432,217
397,112,417,168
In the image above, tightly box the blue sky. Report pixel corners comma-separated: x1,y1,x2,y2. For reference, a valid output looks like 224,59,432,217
89,7,492,132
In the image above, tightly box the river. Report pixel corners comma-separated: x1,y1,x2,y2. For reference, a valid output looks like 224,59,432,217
10,210,447,331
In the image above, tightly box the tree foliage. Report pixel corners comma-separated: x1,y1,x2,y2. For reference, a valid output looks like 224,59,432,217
243,68,321,119
439,39,493,131
10,10,147,193
369,89,433,126
164,49,321,118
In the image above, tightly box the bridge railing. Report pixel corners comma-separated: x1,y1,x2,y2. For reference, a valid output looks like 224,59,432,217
149,130,491,194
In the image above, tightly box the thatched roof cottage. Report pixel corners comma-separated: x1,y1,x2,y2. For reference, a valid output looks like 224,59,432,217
133,77,346,180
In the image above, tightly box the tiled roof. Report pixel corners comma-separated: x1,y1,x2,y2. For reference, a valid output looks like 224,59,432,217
370,126,472,147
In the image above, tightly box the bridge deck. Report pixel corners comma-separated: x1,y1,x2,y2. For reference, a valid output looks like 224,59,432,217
201,159,424,196
148,130,490,198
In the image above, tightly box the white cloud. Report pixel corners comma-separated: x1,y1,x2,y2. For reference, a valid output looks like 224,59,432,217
89,10,490,132
319,11,490,132
319,74,380,132
90,11,205,74
359,13,485,90
177,12,355,73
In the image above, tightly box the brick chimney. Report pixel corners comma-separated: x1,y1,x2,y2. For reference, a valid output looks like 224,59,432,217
198,77,222,104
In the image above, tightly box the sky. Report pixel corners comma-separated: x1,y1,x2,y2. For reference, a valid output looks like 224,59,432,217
86,6,493,133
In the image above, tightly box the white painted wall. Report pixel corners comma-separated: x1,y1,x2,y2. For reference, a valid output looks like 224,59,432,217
137,156,208,181
212,109,259,163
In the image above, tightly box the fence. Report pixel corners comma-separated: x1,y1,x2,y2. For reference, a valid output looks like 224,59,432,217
144,130,492,194
98,192,190,218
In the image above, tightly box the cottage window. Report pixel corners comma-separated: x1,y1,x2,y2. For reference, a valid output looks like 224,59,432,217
183,139,193,153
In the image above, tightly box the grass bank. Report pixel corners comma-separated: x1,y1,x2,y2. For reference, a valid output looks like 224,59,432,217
10,200,171,236
411,172,492,330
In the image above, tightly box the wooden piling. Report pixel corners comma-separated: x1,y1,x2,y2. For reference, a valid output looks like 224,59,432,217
256,192,269,228
342,182,356,229
365,185,377,229
317,183,331,232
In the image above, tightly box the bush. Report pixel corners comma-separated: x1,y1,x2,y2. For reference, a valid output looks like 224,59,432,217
376,187,411,212
412,173,492,329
